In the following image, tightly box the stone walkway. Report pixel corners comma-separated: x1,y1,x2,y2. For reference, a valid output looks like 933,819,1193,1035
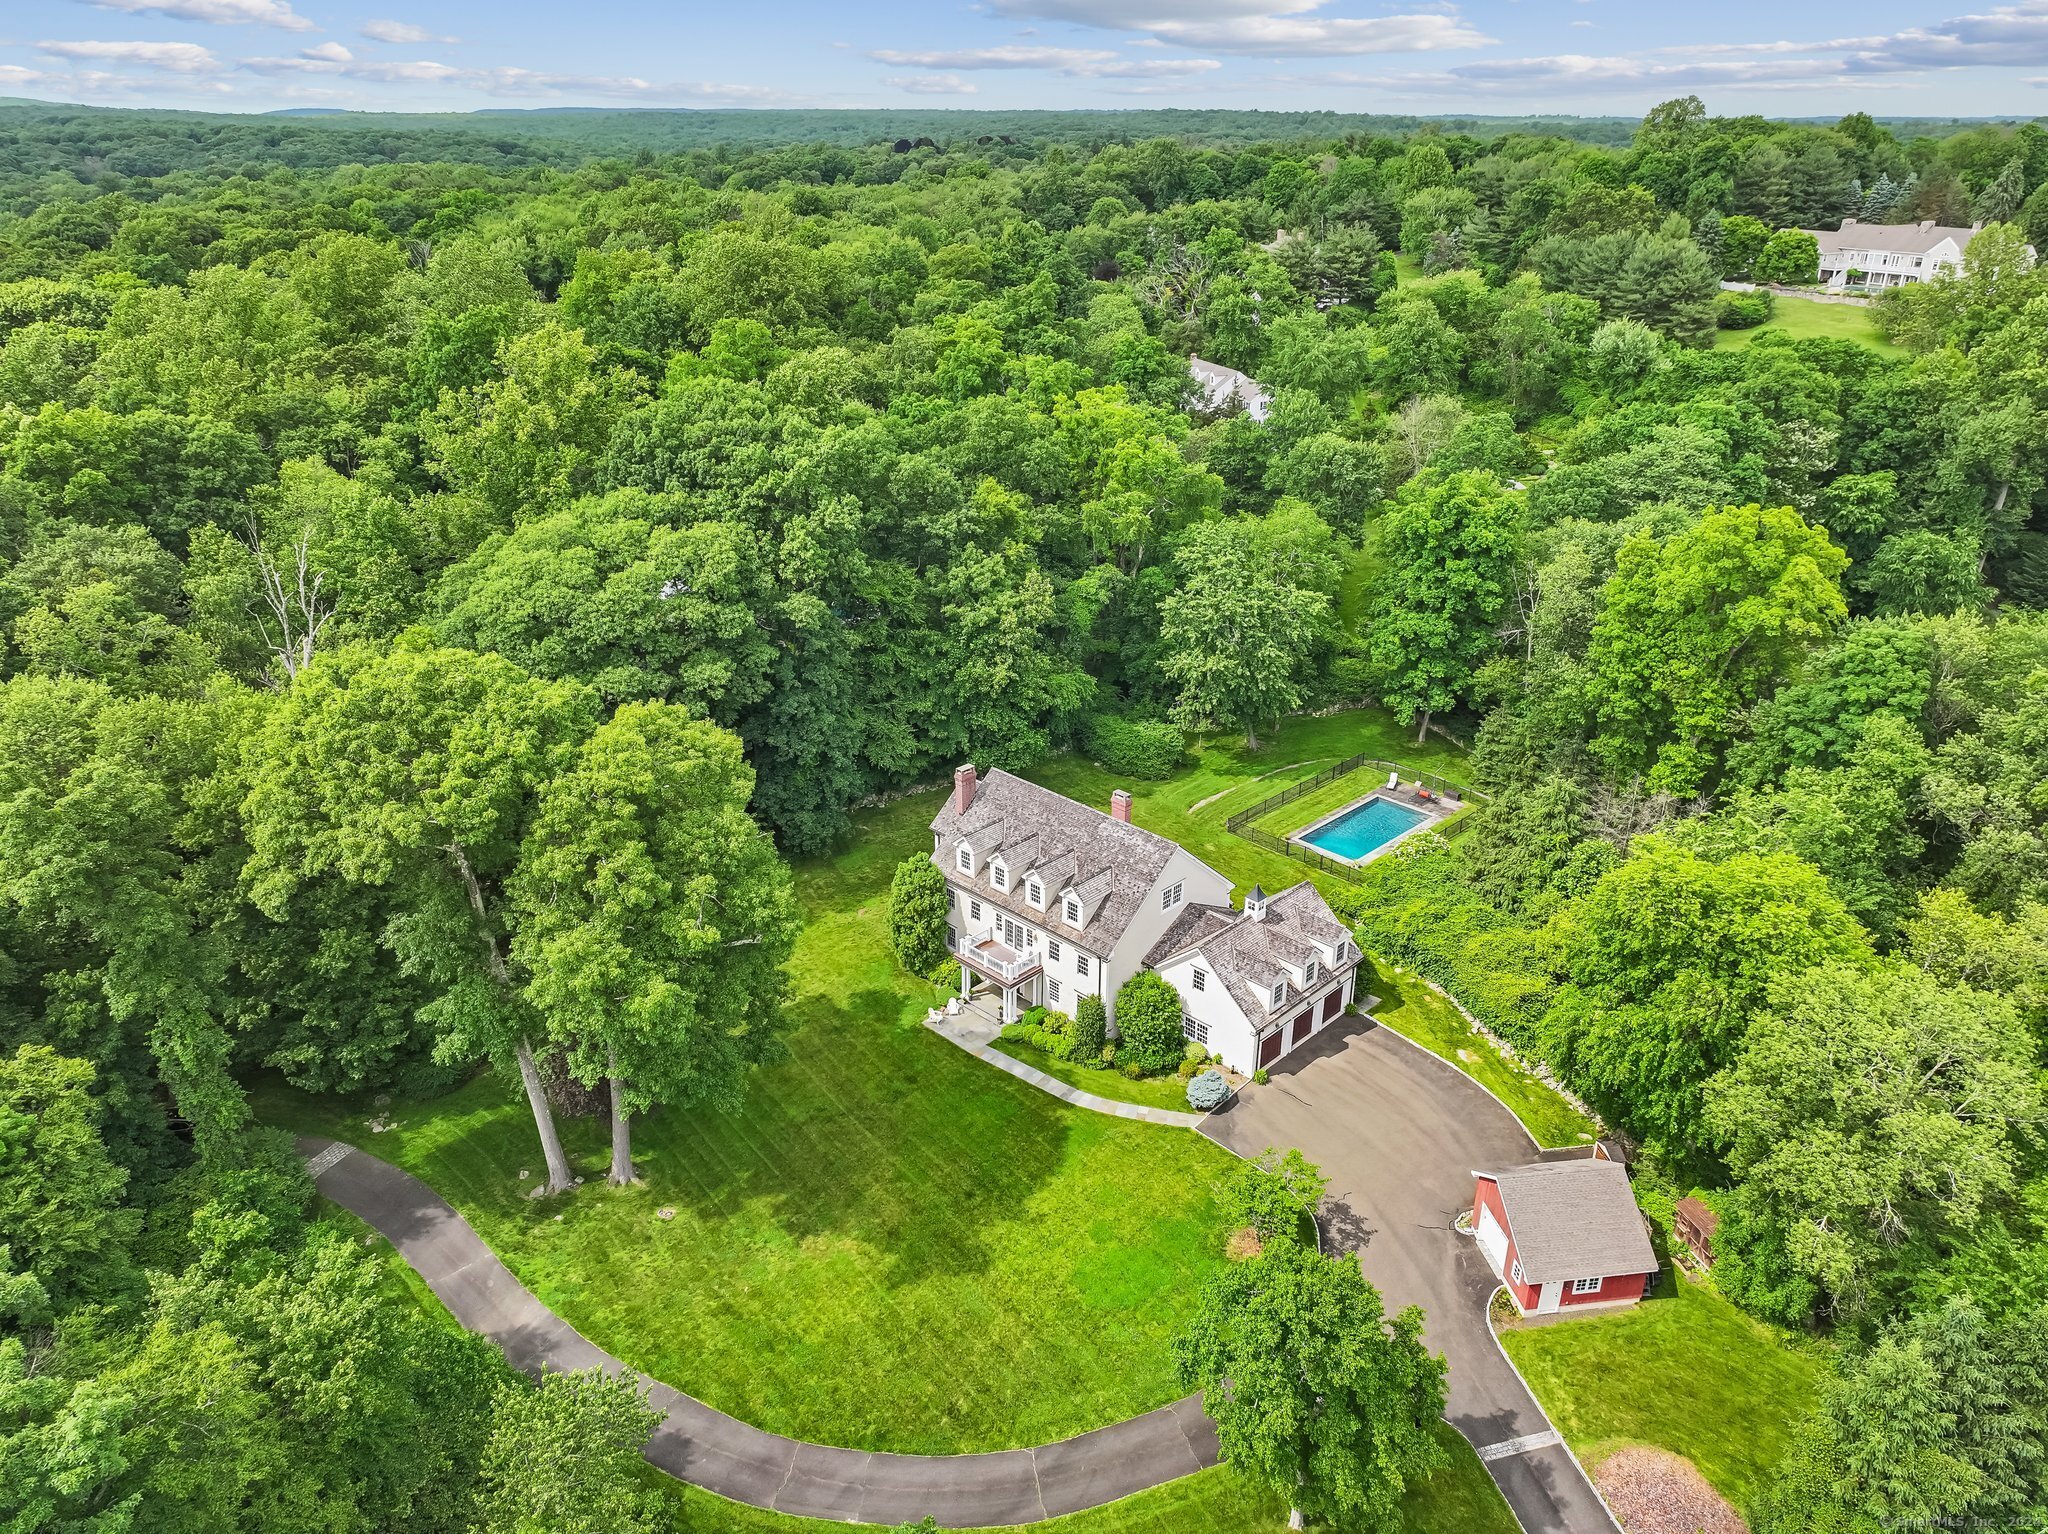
301,1136,1221,1526
924,1008,1209,1128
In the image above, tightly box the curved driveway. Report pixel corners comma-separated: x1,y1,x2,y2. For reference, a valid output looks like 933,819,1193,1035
1201,1021,1621,1534
298,1136,1219,1526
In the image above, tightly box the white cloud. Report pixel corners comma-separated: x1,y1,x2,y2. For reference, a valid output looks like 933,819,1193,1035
78,0,314,31
360,19,461,44
1324,50,1914,95
236,50,791,100
869,43,1220,75
38,38,223,72
986,0,1491,54
887,72,979,93
300,40,352,61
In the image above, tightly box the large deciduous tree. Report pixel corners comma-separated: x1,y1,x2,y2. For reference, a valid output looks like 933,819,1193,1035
469,1368,665,1534
1588,503,1848,795
242,639,594,1192
1707,962,2041,1317
1177,1245,1447,1530
1540,836,1870,1158
1159,511,1336,748
511,702,799,1186
1363,469,1521,743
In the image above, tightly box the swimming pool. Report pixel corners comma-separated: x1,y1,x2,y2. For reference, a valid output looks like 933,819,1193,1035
1297,794,1430,862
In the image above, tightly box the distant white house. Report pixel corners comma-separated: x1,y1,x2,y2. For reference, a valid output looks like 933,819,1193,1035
929,766,1360,1075
1187,354,1270,421
1803,218,2029,291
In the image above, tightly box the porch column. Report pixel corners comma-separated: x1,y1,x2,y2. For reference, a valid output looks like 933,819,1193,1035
1003,985,1017,1025
961,962,972,999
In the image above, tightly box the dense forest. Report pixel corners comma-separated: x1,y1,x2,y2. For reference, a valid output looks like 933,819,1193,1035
0,93,2046,1529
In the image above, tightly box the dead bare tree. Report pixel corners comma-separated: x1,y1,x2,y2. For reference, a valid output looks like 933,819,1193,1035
245,520,336,688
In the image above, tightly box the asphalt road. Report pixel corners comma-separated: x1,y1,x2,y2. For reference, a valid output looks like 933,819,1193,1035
1201,1020,1623,1534
298,1136,1220,1527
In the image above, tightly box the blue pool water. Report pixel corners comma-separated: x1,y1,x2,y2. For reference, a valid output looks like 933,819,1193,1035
1299,795,1429,861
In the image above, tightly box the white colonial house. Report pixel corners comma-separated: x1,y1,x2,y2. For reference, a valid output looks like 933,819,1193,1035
930,765,1360,1076
1804,217,2022,291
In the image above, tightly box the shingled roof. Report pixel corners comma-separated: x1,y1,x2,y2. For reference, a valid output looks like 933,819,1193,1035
1480,1160,1656,1284
929,768,1186,951
1810,217,1981,256
1146,881,1351,1022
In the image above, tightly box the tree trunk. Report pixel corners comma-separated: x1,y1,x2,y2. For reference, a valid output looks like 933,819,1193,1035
1247,724,1260,750
1287,1507,1304,1530
514,1037,576,1193
451,841,575,1194
608,1048,633,1187
1415,709,1431,746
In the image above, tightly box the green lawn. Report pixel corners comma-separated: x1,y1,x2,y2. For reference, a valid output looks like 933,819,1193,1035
988,1036,1201,1112
256,706,1577,1517
1713,293,1905,356
1499,1272,1826,1517
1363,962,1596,1150
657,1425,1518,1534
257,785,1241,1456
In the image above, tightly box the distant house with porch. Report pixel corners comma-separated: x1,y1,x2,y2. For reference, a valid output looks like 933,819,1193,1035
1804,218,2028,291
1471,1155,1658,1317
1188,354,1270,421
929,765,1360,1076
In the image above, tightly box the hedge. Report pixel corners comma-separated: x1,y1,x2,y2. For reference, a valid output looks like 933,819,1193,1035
1081,714,1185,780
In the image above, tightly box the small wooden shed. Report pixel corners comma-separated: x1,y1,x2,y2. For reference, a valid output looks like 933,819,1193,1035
1674,1197,1719,1268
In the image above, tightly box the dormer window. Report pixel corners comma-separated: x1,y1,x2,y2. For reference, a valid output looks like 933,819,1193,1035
991,862,1008,892
1270,982,1285,1007
1305,960,1318,985
1026,878,1044,908
1062,895,1082,925
956,845,974,875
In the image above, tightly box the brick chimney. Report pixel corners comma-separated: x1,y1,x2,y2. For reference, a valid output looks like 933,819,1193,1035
953,763,977,816
1110,789,1132,823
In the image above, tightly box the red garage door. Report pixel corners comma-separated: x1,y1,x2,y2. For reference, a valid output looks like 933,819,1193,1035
1258,1030,1283,1066
1322,991,1342,1022
1289,1012,1311,1047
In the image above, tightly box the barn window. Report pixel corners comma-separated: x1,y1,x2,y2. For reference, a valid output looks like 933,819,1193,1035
1572,1276,1602,1295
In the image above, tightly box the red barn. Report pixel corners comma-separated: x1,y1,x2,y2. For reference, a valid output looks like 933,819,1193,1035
1471,1159,1657,1316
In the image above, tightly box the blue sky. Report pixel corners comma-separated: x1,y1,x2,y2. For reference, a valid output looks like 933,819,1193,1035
4,0,2048,117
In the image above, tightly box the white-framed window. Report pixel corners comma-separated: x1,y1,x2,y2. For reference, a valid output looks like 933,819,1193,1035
1510,1258,1524,1285
1182,1014,1208,1045
1192,967,1207,992
1075,953,1091,978
956,845,973,874
1270,982,1285,1006
1026,878,1043,907
969,898,982,923
1048,979,1062,1004
1161,881,1184,911
1062,894,1082,925
1572,1276,1602,1296
1047,939,1062,962
1305,960,1318,985
991,862,1009,891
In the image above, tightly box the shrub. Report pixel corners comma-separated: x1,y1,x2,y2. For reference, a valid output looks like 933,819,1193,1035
1072,994,1107,1058
1113,971,1186,1073
888,855,952,976
1186,1070,1229,1111
1220,1147,1328,1249
1252,1068,1270,1085
1714,289,1774,329
1080,714,1185,780
1752,228,1820,285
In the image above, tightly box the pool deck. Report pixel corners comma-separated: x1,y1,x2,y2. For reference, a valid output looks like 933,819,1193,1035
1291,783,1462,867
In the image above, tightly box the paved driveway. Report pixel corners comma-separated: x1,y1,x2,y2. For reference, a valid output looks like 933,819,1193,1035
1202,1020,1620,1534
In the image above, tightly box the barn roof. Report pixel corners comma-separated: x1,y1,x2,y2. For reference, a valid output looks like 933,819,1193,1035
1480,1160,1656,1284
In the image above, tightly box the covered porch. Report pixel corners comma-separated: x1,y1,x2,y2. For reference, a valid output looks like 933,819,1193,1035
956,927,1043,1025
